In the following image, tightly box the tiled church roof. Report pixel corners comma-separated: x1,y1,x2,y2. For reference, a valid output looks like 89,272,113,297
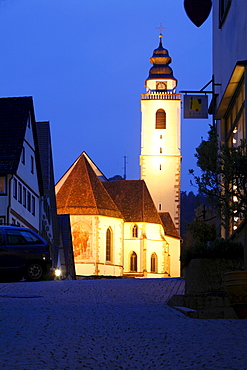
56,153,123,218
103,180,162,224
159,212,181,239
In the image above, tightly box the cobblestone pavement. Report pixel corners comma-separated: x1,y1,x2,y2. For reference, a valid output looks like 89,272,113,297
0,278,246,370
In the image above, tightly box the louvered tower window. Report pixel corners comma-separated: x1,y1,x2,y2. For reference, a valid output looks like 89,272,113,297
156,109,166,129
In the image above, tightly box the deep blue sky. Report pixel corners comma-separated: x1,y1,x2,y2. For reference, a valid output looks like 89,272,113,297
0,0,212,193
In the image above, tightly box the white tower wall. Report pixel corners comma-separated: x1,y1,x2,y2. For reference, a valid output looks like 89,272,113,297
140,36,181,232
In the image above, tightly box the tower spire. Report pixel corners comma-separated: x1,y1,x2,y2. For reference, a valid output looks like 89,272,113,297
156,23,165,46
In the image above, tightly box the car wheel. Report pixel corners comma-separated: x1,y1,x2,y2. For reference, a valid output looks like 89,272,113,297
26,263,43,281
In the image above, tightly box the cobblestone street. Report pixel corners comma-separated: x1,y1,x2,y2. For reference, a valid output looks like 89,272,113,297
0,278,246,370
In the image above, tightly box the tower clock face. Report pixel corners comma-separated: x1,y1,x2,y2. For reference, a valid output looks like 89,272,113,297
156,82,167,90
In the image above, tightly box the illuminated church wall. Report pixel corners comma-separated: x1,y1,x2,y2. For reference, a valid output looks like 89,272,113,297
123,222,171,277
70,214,123,277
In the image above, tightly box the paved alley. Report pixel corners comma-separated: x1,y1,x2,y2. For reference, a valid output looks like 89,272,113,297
0,278,246,370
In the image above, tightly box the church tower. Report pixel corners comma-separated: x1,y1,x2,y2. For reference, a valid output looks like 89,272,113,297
140,34,181,232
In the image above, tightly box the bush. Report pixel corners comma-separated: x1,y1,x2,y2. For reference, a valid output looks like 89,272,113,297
181,238,244,268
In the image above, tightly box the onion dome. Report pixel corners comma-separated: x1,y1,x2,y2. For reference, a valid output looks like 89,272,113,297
147,35,176,81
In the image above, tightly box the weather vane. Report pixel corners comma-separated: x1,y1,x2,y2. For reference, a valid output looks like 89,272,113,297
156,23,166,38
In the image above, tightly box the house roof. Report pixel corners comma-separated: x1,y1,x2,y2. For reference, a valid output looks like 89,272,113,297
103,180,162,224
36,121,53,191
0,97,35,174
55,152,123,218
159,212,181,239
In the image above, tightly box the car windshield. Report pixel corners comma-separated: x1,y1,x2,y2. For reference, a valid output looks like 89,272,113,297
6,229,42,245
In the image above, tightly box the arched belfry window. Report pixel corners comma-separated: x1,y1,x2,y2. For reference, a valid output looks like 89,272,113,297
156,109,166,129
130,252,137,272
106,227,113,262
132,224,138,238
151,253,157,273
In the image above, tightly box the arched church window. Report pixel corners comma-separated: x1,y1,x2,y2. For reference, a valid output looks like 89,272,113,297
156,109,166,129
132,224,138,238
130,251,137,272
151,253,157,273
106,227,113,262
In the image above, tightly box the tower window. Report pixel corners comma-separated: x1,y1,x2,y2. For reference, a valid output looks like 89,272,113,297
156,109,166,129
159,204,162,211
160,147,162,153
160,135,162,139
159,164,162,170
106,227,113,262
130,252,137,272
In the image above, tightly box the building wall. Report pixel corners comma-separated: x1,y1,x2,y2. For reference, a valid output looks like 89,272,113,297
140,93,181,230
70,214,123,277
165,235,181,277
123,222,169,277
213,0,247,103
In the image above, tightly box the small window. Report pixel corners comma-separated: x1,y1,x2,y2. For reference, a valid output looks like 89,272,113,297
160,147,162,154
156,109,166,129
13,178,17,199
0,177,6,194
21,146,25,164
106,227,113,262
31,155,34,174
132,224,138,238
160,135,162,139
130,252,137,272
23,187,27,208
32,196,35,216
27,191,31,212
151,253,157,273
219,0,231,28
18,183,22,204
159,204,162,211
159,164,162,170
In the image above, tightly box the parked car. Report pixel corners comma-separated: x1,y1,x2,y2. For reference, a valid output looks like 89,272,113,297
0,225,52,281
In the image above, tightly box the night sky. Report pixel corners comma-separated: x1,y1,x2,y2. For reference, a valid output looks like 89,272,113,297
0,0,212,192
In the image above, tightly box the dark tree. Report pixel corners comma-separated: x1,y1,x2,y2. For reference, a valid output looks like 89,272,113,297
190,125,247,234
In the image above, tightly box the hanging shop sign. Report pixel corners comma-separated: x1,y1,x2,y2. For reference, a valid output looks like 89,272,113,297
183,94,208,119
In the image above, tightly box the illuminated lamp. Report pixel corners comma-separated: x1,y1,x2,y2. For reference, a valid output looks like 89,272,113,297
184,0,212,27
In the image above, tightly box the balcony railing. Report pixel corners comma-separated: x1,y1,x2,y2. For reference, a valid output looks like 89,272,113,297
141,93,181,100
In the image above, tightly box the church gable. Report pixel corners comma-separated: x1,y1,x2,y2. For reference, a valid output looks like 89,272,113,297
56,152,122,218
